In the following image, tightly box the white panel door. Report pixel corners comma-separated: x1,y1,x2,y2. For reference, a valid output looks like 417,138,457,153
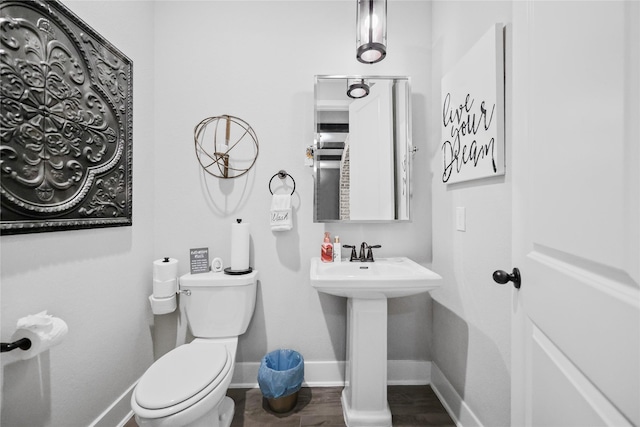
349,80,394,220
511,1,640,426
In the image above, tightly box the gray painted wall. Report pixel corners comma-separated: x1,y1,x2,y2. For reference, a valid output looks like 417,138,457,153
429,1,513,425
1,2,518,426
1,1,435,425
151,0,433,366
1,1,156,426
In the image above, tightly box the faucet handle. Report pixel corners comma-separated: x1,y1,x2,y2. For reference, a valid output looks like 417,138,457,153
343,245,358,262
366,245,381,262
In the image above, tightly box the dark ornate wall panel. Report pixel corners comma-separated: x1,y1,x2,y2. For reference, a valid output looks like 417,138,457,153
0,0,132,234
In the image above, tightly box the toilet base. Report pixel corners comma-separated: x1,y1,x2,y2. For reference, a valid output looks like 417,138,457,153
217,396,235,427
135,396,235,427
188,396,234,427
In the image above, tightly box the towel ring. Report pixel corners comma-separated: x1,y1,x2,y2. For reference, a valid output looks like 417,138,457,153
269,170,296,195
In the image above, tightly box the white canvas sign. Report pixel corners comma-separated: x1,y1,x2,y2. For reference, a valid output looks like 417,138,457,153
441,24,505,184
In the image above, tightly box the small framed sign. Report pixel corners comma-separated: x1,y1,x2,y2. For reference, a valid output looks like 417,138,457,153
189,248,210,274
441,24,505,184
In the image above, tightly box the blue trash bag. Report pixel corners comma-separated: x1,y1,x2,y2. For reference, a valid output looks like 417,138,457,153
257,349,304,399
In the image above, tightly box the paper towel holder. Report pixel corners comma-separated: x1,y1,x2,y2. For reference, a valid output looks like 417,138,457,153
1,338,32,353
224,267,253,275
269,170,296,195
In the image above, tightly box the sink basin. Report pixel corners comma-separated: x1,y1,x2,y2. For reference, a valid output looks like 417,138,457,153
310,257,442,299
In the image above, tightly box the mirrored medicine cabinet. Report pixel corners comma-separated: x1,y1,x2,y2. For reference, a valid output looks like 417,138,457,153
313,75,412,223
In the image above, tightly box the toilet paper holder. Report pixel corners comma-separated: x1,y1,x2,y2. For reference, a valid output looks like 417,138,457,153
1,338,32,353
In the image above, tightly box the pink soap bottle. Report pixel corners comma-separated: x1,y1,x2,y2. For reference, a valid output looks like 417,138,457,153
321,232,333,262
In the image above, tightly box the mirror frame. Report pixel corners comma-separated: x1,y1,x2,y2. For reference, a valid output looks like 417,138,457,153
313,75,413,223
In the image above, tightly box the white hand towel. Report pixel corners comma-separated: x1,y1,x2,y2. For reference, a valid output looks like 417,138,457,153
270,194,293,231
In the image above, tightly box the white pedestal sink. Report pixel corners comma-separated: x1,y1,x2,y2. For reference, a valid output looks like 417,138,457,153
310,257,442,427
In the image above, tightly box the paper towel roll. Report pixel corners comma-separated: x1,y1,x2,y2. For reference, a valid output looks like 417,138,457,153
153,278,177,298
153,257,178,282
230,219,250,271
10,312,68,360
148,294,177,315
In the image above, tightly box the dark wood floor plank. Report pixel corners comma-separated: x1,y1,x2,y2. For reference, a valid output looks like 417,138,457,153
387,385,453,417
392,413,457,427
299,414,347,427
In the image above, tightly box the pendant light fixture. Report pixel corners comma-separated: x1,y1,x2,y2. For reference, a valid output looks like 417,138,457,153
356,0,387,64
347,78,370,99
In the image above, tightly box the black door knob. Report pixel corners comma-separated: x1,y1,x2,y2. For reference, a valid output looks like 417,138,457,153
493,268,521,289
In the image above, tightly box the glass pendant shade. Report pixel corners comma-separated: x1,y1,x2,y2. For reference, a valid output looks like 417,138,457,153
347,79,370,98
356,0,387,64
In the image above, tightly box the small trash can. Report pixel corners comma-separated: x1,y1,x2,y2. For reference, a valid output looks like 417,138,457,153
258,349,304,413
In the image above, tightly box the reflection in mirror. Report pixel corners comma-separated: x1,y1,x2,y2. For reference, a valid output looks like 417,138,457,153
313,76,412,223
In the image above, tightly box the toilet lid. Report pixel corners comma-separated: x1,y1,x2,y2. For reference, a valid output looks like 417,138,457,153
135,344,229,410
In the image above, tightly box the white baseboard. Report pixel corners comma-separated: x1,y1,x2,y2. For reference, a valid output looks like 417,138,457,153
388,360,431,385
89,381,136,427
231,360,345,388
430,363,483,427
231,359,431,388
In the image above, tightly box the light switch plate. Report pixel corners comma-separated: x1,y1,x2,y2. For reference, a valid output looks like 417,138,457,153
456,207,466,231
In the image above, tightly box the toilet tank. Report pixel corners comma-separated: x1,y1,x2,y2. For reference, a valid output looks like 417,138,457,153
179,270,258,338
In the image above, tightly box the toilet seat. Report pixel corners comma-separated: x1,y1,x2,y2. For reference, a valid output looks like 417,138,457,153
133,343,231,419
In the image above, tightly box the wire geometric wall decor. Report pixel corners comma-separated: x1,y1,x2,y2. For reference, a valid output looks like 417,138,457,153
0,0,133,235
194,115,259,179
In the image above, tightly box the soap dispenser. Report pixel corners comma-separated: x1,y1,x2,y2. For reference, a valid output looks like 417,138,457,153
321,232,333,262
333,236,342,263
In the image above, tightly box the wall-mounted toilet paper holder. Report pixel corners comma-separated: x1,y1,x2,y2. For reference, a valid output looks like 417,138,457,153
1,338,32,353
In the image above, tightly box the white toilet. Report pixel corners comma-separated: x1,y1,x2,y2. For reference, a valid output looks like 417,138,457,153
131,270,258,427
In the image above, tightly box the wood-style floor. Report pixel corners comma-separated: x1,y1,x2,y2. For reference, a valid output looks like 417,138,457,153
125,385,455,427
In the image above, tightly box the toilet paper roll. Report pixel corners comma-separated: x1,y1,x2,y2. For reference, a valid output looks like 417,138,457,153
211,257,223,273
230,220,250,271
148,294,177,315
153,257,178,282
153,278,177,298
10,312,68,360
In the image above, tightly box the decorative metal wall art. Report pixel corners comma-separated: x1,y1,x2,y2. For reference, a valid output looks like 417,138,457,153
0,0,133,234
194,115,259,179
